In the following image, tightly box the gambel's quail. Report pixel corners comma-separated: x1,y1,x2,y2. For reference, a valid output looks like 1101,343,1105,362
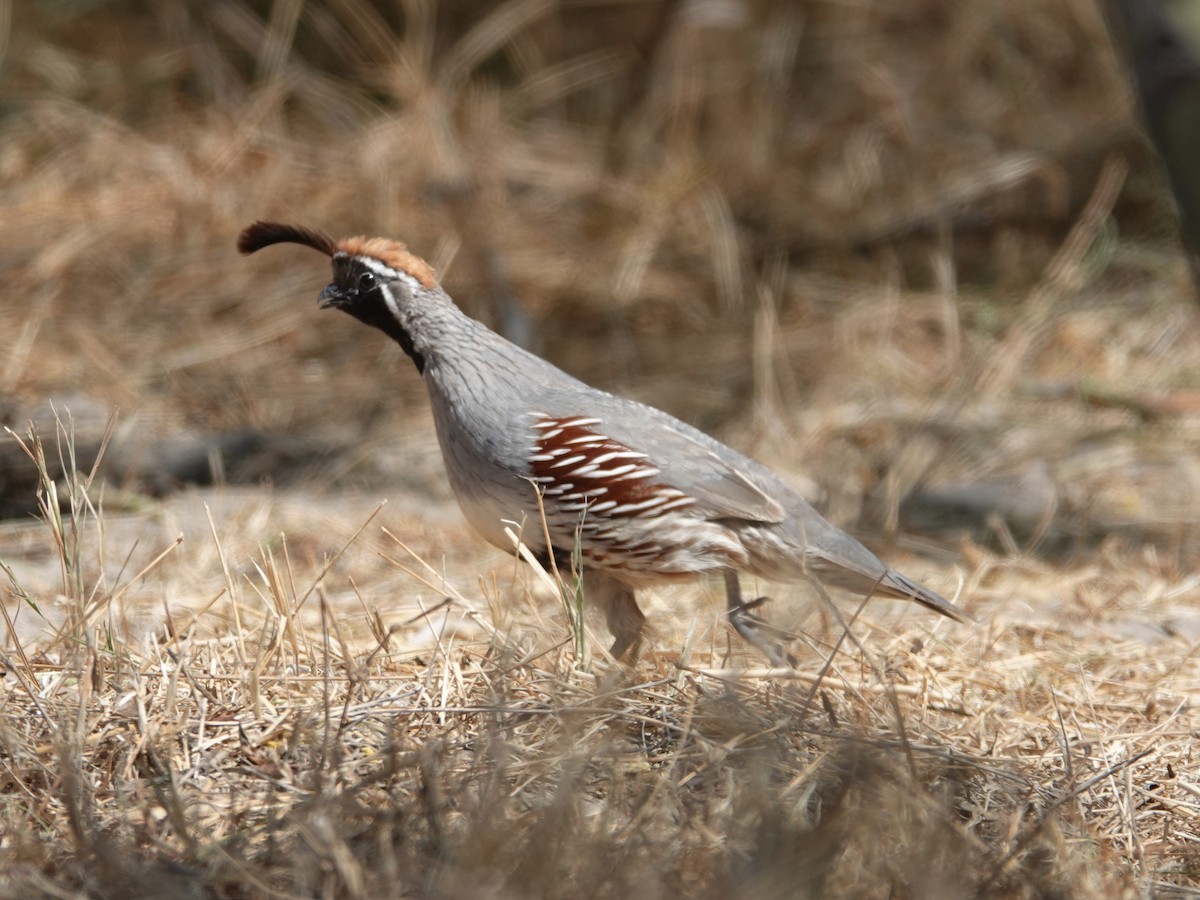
238,221,969,662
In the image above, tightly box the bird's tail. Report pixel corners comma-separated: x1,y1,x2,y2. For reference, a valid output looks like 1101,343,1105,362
880,569,974,623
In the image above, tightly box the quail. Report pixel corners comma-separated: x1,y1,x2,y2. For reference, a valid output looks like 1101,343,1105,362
238,221,969,662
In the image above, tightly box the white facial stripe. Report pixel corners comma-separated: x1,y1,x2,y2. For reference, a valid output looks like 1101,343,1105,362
377,282,400,320
349,256,423,322
358,256,400,279
355,256,424,291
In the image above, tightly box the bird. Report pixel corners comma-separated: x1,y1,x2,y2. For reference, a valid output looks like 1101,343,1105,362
238,221,970,663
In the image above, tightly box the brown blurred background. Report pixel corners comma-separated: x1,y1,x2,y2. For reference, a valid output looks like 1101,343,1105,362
3,0,1200,565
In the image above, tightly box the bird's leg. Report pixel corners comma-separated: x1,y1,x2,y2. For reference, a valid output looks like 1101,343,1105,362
586,570,646,660
723,570,795,667
534,551,646,660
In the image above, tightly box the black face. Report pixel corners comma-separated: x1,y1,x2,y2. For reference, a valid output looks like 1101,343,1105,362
319,255,426,373
319,257,382,310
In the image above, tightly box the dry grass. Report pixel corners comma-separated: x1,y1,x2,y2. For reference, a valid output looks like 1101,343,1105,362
4,0,1200,896
6,422,1195,898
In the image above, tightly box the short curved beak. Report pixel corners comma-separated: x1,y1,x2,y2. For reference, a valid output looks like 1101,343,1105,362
318,283,345,309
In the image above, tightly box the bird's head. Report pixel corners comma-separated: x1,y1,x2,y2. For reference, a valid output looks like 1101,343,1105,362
238,220,439,372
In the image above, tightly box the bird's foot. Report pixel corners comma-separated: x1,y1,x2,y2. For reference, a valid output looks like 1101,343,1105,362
727,596,797,667
608,631,644,663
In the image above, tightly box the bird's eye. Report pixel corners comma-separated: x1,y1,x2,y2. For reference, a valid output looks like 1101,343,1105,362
358,272,377,291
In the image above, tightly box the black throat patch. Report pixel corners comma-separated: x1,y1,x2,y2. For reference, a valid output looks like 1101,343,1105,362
331,258,426,375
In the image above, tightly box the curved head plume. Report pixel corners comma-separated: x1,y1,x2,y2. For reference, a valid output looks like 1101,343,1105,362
238,220,438,288
237,221,339,257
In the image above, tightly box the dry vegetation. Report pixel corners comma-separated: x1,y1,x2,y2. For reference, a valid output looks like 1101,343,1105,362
4,0,1200,896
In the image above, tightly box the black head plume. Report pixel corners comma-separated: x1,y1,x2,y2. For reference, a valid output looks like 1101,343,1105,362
237,221,338,257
